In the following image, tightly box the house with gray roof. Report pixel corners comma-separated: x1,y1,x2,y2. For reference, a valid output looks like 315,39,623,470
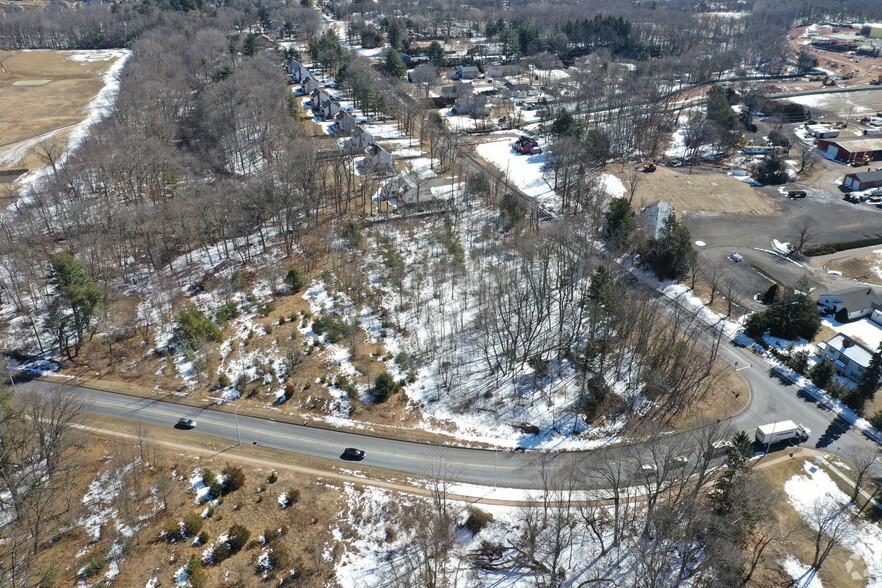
817,334,877,382
452,65,481,80
643,201,673,241
818,287,882,321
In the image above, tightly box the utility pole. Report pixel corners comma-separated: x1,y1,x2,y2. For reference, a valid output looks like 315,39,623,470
234,401,242,447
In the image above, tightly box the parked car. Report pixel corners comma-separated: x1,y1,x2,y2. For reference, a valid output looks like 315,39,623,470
341,447,365,461
176,417,196,429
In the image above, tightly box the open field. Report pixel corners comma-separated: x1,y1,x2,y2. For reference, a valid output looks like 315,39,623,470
0,49,126,202
614,165,780,216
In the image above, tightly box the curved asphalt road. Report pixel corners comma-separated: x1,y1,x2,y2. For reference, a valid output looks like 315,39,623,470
16,332,881,490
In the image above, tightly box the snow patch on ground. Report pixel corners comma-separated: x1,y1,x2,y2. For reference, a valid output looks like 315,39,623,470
781,554,825,588
784,459,882,585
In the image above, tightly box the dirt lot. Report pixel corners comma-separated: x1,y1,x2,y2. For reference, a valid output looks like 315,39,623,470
613,165,779,216
0,49,124,202
785,25,882,89
824,251,882,286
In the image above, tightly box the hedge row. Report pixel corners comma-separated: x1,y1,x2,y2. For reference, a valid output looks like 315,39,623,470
804,237,882,257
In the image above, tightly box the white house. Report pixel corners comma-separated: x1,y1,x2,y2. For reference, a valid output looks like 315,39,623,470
301,76,321,95
364,144,392,171
334,110,358,133
453,90,489,117
643,201,674,241
485,63,521,78
818,287,882,321
452,65,481,80
286,59,311,84
321,99,342,120
817,334,877,382
348,126,374,151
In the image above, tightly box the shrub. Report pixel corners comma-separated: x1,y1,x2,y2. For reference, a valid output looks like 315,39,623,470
868,410,882,430
834,308,849,323
263,528,282,543
464,507,494,534
282,488,300,507
211,541,231,563
184,558,203,576
202,468,216,487
217,373,231,388
182,511,204,537
185,558,207,588
374,371,400,402
215,300,239,323
222,465,246,494
267,471,278,484
82,556,107,578
174,304,222,349
267,543,291,570
38,568,59,587
810,358,835,389
209,482,224,499
227,523,250,553
286,268,306,292
163,518,183,542
311,315,350,343
198,531,210,545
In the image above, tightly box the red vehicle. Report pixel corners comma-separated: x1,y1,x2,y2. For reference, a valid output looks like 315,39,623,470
513,135,542,155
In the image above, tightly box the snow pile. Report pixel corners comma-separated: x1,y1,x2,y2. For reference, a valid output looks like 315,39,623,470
784,459,882,585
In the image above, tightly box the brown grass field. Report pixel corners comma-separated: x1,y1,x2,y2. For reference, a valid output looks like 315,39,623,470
611,165,780,216
0,49,124,202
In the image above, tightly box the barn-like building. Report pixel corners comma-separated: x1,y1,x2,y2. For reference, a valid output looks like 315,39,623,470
816,136,882,164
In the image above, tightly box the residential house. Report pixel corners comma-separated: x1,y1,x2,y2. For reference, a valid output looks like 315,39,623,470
408,63,437,83
379,174,420,203
301,76,321,95
817,334,878,381
485,64,521,78
818,287,882,321
452,65,481,80
843,170,882,191
643,201,674,241
321,99,342,120
286,59,311,84
438,81,472,99
255,34,276,50
364,144,392,171
334,110,358,133
453,90,489,117
348,127,374,151
504,80,535,97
